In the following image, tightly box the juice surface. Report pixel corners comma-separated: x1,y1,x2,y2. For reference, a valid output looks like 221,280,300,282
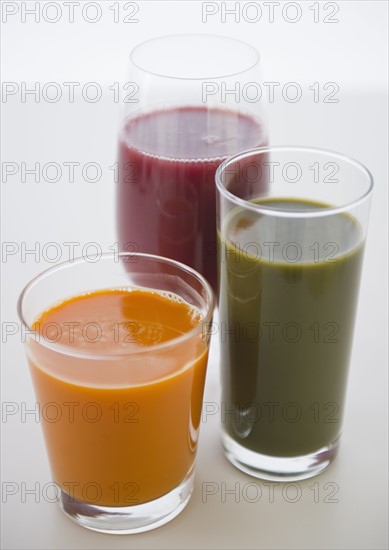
29,289,208,506
117,106,267,291
218,199,364,456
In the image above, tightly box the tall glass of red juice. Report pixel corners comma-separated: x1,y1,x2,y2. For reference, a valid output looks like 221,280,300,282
18,252,213,534
117,35,268,292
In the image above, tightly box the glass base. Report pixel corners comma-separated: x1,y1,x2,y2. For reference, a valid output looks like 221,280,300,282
58,471,194,534
222,432,340,481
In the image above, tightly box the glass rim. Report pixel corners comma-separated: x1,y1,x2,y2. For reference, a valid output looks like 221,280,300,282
17,252,214,359
215,146,374,218
129,33,260,81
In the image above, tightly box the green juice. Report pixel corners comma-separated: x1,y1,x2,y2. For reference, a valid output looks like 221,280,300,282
218,198,364,457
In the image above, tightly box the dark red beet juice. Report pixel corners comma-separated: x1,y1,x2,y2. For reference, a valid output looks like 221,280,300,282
117,106,267,291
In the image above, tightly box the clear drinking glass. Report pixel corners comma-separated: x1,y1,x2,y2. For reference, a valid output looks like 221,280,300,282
117,34,268,293
216,146,373,480
18,253,213,533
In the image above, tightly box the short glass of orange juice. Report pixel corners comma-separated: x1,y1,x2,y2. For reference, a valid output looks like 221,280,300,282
18,252,214,534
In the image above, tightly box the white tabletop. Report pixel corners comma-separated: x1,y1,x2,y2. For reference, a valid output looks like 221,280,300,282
1,2,388,549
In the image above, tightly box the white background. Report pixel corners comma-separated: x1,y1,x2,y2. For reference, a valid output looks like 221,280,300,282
1,1,388,549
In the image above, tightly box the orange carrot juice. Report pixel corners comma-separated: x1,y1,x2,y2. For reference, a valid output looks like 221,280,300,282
27,288,209,507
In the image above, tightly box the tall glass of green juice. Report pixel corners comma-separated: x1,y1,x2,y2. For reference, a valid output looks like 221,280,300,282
216,147,373,480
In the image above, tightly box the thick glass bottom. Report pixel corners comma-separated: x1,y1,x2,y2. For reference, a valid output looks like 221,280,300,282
222,431,340,481
58,471,194,534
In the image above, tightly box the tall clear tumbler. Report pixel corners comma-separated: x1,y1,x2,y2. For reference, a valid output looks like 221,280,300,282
117,34,268,293
216,147,373,480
